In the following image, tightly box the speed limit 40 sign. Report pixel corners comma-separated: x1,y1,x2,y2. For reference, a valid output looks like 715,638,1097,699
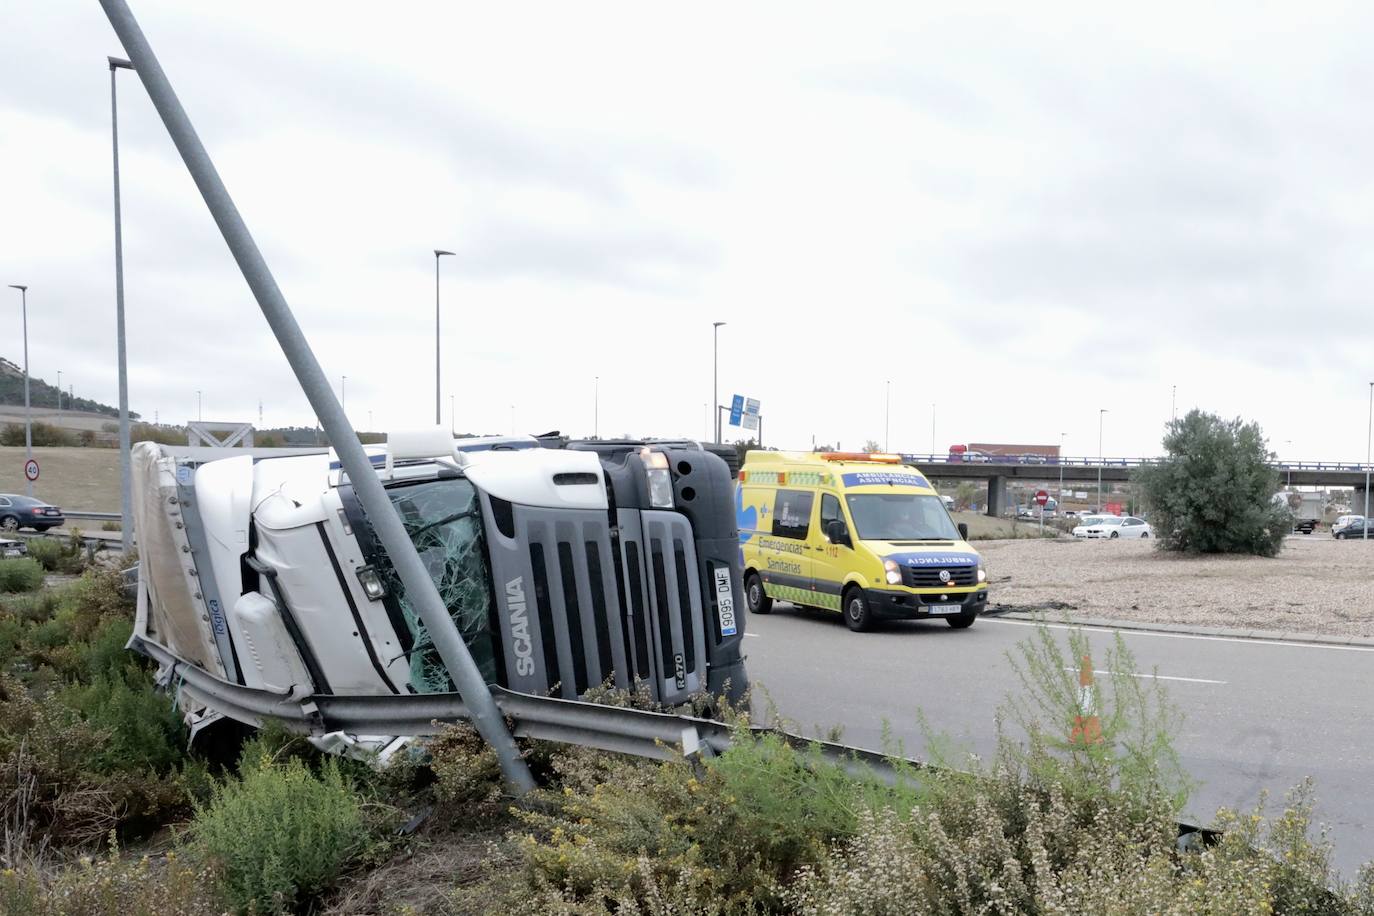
23,459,39,482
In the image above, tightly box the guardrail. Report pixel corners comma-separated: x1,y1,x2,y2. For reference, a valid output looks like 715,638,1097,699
63,510,121,522
130,629,1216,839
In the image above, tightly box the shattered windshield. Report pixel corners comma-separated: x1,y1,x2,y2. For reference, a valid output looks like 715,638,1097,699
379,478,497,692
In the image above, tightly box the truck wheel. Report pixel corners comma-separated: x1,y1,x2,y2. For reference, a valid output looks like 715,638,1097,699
843,587,873,632
745,572,772,615
947,607,978,629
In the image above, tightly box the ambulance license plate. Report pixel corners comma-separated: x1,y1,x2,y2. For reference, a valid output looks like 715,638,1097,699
924,603,959,615
714,566,738,636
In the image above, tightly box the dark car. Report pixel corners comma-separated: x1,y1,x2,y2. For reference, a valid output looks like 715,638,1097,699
1334,520,1371,539
0,494,65,532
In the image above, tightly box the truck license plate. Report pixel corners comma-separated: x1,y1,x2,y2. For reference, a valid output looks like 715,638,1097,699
714,565,737,636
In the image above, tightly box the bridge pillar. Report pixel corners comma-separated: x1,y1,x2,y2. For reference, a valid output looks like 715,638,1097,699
1354,483,1372,519
986,475,1007,518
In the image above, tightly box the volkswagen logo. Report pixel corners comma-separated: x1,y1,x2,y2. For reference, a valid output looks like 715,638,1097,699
938,569,951,583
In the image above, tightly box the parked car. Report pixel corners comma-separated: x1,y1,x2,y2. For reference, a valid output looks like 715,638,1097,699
1078,516,1153,539
0,537,27,558
1334,520,1372,539
0,495,65,532
1333,515,1365,537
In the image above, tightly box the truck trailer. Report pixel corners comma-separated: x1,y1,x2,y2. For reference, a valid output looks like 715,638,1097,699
130,430,748,753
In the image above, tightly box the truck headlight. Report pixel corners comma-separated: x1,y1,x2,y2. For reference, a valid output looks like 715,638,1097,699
883,558,901,585
356,565,388,600
641,448,674,509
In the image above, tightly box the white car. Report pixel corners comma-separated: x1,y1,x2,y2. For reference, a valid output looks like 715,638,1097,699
0,537,26,559
1071,514,1109,537
1079,516,1153,539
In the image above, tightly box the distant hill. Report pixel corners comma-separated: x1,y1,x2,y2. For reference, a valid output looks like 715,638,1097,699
0,356,138,420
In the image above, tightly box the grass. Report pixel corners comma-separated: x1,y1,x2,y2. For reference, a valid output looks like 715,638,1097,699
0,446,123,512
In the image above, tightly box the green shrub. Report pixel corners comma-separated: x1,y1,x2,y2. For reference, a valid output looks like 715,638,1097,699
63,670,187,775
0,843,217,915
1135,409,1290,556
0,558,44,593
191,757,368,914
25,535,88,574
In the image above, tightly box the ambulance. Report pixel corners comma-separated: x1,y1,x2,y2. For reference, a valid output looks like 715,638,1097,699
737,452,988,631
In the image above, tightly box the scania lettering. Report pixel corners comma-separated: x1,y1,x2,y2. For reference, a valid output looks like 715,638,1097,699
738,451,988,632
130,431,748,754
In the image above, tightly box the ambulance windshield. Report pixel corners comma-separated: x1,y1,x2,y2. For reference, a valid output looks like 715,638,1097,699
845,493,961,541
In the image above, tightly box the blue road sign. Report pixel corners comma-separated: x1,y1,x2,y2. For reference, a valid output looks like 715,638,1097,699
729,394,744,426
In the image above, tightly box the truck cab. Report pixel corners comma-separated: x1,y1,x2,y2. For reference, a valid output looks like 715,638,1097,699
130,431,748,749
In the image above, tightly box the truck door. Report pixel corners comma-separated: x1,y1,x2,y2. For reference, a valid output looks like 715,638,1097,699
806,492,849,613
759,488,813,609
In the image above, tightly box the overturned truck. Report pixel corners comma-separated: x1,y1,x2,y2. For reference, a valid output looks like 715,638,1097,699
130,431,749,754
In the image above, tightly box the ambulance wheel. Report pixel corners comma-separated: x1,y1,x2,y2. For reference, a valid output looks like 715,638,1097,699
842,587,873,632
745,572,772,615
946,608,978,629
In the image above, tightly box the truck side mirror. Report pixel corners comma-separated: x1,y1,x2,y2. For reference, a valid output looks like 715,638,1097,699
825,518,850,546
957,522,969,541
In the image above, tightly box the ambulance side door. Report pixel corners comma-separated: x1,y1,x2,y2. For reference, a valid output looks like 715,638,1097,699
808,491,851,613
759,487,813,608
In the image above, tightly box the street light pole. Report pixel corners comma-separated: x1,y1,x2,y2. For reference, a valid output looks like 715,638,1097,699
341,375,347,414
593,375,599,439
433,249,454,426
884,380,891,452
1098,409,1108,512
712,321,725,443
930,402,935,456
1365,382,1372,540
1171,385,1176,423
1059,432,1066,505
57,370,62,426
110,55,135,554
7,285,31,497
1285,440,1292,490
197,388,202,421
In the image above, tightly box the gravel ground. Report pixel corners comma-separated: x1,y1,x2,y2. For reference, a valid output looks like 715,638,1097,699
977,535,1374,638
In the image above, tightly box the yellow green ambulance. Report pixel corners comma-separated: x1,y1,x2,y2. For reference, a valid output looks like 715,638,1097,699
737,452,988,631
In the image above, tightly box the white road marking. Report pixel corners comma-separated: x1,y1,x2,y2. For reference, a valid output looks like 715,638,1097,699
1064,666,1226,685
989,617,1374,653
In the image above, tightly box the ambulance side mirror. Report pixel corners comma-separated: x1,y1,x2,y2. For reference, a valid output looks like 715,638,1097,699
825,519,851,547
957,523,969,541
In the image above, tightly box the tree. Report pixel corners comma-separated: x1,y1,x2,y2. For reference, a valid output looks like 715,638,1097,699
1135,409,1289,557
954,481,978,510
861,439,882,454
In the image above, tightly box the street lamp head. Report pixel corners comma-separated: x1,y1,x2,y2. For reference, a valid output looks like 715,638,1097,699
434,249,454,258
108,56,134,70
712,321,726,328
7,285,26,292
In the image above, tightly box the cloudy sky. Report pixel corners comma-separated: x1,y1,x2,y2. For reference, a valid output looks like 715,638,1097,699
3,3,1373,460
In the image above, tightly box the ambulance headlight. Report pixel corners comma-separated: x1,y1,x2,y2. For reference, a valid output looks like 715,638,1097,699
883,558,902,585
641,449,674,508
977,562,987,583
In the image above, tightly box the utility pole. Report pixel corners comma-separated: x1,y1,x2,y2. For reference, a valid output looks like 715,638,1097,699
7,285,31,498
57,369,63,426
1365,382,1372,540
433,249,454,426
930,402,936,456
1059,432,1066,505
593,375,599,439
110,55,135,554
1098,409,1108,512
712,321,726,443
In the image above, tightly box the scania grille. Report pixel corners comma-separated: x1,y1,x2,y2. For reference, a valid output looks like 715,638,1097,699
615,510,708,703
498,509,630,700
902,566,979,588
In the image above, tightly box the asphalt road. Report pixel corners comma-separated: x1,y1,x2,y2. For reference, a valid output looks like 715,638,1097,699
745,606,1374,876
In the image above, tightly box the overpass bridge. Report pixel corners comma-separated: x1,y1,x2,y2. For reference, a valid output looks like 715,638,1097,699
897,454,1374,517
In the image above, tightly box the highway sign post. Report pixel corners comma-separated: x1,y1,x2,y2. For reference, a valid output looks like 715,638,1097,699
1035,489,1048,534
23,459,39,482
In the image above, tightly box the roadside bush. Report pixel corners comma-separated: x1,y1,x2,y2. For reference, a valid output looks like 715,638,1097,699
25,535,87,574
191,757,369,914
1135,409,1289,556
0,844,218,916
0,558,43,594
0,422,76,448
